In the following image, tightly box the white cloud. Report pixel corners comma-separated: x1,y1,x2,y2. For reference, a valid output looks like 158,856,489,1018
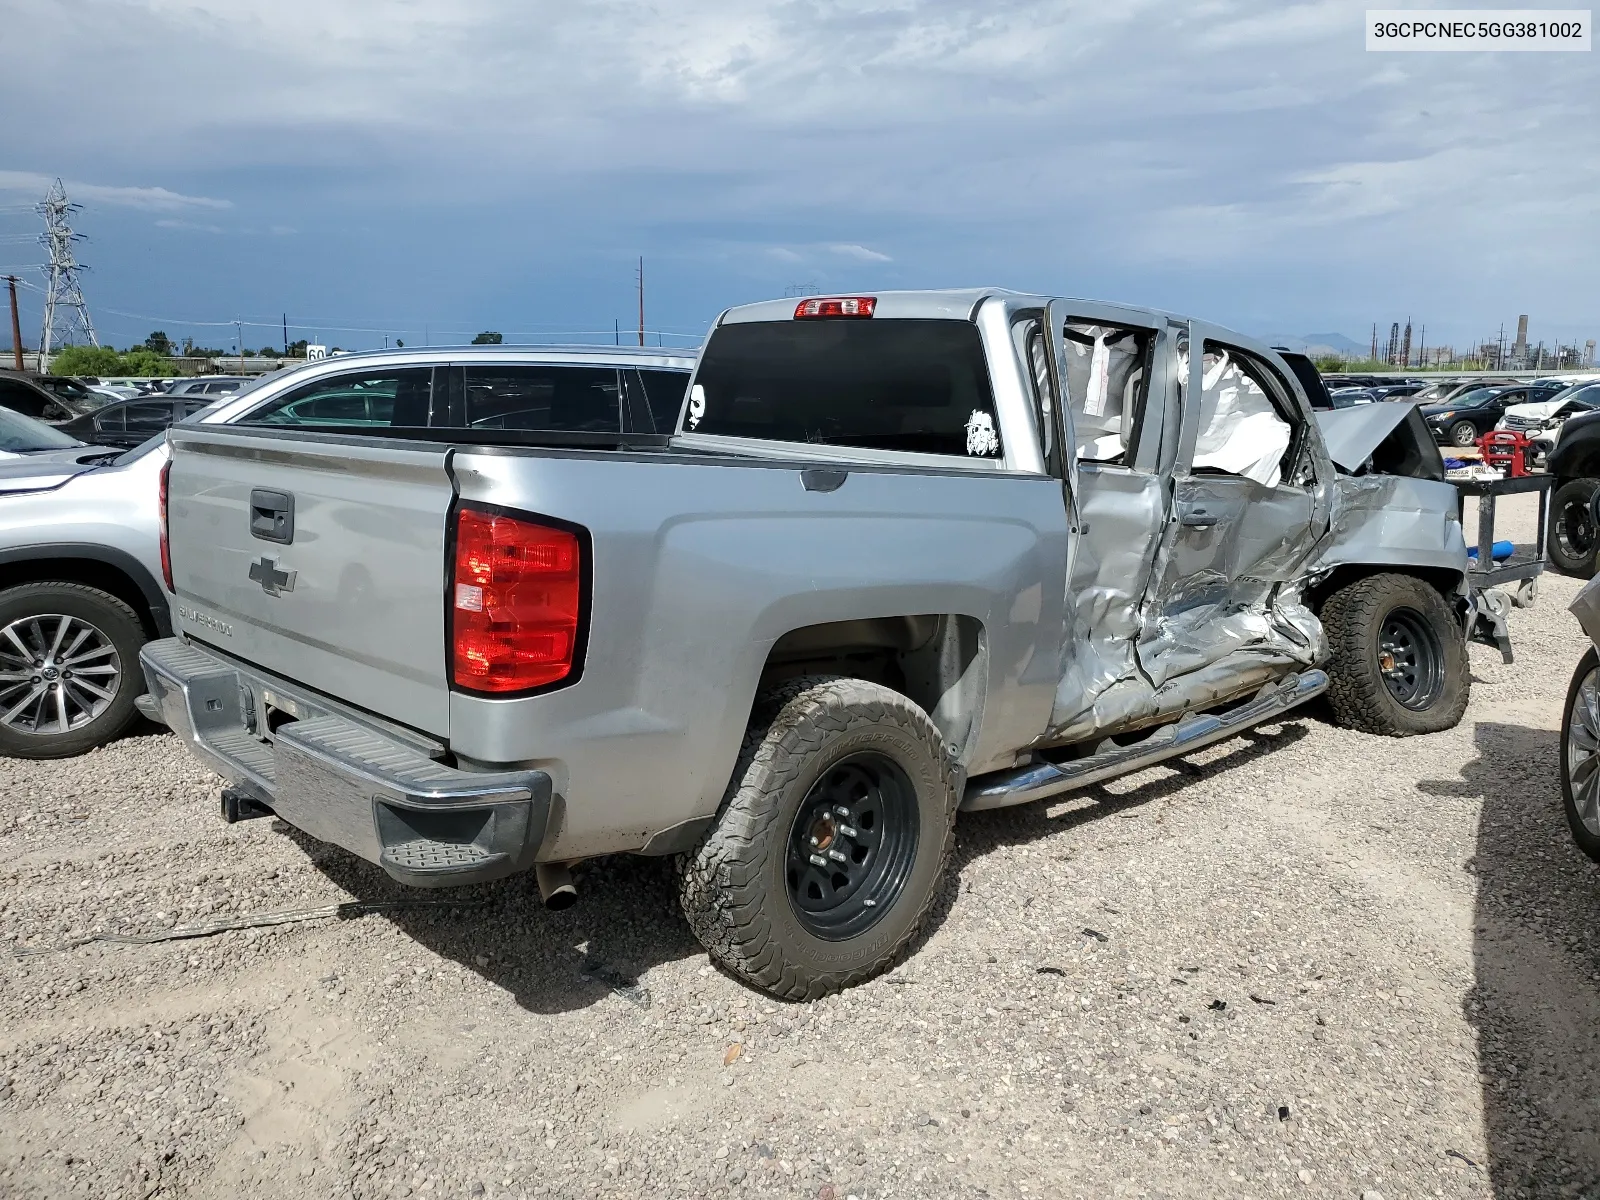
155,218,227,233
0,170,230,212
829,244,892,263
0,0,1590,342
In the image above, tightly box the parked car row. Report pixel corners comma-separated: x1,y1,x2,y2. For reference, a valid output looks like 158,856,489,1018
1421,381,1571,447
0,372,252,445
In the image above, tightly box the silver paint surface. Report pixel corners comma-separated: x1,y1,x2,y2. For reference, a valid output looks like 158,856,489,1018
155,291,1470,856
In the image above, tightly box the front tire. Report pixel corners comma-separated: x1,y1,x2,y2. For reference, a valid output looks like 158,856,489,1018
1547,478,1600,578
1560,648,1600,864
0,583,146,759
677,676,958,1000
1449,420,1480,448
1322,573,1470,737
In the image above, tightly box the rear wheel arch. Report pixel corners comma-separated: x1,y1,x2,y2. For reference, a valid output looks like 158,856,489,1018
754,613,988,764
0,547,169,639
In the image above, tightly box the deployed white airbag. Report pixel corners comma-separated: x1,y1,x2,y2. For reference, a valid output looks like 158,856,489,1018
1185,349,1291,487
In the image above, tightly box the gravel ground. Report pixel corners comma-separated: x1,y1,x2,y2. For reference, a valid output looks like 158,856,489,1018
4,494,1598,1200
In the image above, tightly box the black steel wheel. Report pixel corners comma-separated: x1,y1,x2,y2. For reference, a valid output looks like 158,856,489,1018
1322,572,1469,737
1548,478,1600,577
678,675,959,1000
1377,606,1444,711
785,752,919,941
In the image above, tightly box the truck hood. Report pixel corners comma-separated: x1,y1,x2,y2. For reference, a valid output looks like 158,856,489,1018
0,445,121,494
1315,404,1413,473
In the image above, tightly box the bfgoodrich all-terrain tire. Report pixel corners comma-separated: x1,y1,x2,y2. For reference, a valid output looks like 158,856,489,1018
677,676,959,1000
1547,478,1600,578
0,582,147,759
1321,572,1470,737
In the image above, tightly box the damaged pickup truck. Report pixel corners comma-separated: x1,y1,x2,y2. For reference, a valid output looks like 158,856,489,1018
142,292,1471,1000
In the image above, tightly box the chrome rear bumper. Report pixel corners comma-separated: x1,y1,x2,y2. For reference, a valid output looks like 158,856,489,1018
139,637,552,887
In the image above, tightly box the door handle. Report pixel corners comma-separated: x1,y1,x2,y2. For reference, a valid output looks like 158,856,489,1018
1180,507,1219,529
250,488,295,544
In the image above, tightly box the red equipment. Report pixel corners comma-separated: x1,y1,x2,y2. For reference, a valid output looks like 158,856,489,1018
1478,430,1536,478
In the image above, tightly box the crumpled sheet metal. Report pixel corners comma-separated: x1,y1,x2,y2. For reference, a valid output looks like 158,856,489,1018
1047,468,1163,740
1047,587,1322,744
1315,474,1467,580
1045,467,1325,744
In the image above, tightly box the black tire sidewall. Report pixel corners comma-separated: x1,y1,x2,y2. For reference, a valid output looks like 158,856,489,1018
1324,573,1469,737
0,583,146,759
751,711,951,981
1547,478,1599,577
1559,647,1600,864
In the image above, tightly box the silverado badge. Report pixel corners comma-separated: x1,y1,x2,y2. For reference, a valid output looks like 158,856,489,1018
248,555,297,597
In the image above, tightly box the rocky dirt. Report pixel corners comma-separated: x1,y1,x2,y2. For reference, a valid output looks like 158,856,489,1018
3,494,1598,1200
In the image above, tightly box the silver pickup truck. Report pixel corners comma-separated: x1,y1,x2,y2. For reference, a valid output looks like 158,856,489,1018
143,291,1472,999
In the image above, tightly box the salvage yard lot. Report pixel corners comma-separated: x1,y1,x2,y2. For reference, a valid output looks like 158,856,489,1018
3,496,1598,1200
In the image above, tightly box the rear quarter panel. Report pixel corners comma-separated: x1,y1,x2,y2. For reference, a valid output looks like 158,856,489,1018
450,449,1069,859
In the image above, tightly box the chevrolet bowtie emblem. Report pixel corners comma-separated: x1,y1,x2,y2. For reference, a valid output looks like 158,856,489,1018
248,555,297,597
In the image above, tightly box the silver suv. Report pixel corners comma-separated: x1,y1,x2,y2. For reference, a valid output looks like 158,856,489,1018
0,347,694,758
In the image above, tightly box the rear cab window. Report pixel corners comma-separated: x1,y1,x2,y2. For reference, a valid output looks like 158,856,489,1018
686,319,1003,460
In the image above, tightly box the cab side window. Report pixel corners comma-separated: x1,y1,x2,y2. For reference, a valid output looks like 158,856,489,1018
627,369,690,433
1060,322,1153,464
1012,317,1155,468
463,367,622,433
1185,341,1305,488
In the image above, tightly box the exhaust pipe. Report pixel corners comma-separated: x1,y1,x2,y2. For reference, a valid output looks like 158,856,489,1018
535,862,578,911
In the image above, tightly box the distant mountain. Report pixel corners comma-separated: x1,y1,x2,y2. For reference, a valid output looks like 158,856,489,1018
1260,332,1367,358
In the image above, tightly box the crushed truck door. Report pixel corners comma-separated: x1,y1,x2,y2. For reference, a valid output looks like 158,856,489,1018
1034,299,1183,743
1136,322,1330,690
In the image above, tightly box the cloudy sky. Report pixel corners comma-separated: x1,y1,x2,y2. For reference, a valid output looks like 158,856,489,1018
0,0,1594,354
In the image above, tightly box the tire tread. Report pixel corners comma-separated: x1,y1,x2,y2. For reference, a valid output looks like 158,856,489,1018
676,676,957,1000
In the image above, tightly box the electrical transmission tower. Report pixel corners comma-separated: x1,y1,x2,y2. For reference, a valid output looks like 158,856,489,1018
37,178,98,363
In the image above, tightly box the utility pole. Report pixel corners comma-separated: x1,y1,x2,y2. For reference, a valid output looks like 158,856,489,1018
614,319,619,346
37,178,98,370
637,256,645,348
236,319,245,371
1417,325,1425,368
5,276,23,371
283,313,288,357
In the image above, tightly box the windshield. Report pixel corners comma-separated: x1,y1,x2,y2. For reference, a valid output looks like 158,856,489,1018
690,319,1002,458
1449,388,1501,409
42,377,96,402
0,406,84,452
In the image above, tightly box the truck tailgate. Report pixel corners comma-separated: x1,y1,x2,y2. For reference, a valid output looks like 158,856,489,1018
166,428,455,736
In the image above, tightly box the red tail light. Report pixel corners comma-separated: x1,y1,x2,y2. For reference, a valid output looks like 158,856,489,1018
158,458,173,593
450,506,586,694
794,296,876,319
